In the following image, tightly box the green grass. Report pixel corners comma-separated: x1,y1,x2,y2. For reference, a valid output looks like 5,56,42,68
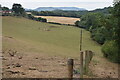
2,16,102,58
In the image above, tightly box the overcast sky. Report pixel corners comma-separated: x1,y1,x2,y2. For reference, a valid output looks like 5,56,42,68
0,0,114,10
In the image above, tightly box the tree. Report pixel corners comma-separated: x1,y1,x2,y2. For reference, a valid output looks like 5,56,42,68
2,7,9,11
113,1,120,63
112,1,120,45
102,1,120,63
12,3,25,16
2,7,10,16
75,20,80,27
41,18,47,22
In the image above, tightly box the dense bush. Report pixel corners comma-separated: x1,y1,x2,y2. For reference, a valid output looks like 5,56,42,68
102,1,120,63
102,40,120,63
75,20,80,27
75,20,86,28
91,27,106,44
75,12,106,44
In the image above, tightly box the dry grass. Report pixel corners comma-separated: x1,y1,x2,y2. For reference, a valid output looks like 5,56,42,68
35,16,80,25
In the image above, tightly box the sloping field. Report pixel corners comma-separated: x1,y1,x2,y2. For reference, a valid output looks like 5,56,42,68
2,16,99,57
2,17,118,78
35,16,80,25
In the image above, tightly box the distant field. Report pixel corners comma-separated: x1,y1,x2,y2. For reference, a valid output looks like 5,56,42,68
34,16,80,25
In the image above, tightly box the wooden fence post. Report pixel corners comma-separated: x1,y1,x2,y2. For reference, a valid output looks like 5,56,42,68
88,51,93,62
68,59,74,79
84,50,93,74
80,51,83,78
84,50,89,74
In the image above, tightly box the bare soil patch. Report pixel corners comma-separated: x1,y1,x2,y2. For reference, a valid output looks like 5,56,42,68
2,49,72,78
2,49,119,78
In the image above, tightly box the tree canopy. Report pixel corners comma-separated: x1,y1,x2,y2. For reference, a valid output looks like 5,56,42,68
12,3,25,16
75,2,120,63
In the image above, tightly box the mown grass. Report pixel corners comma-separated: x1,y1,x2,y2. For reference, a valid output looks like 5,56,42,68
2,16,102,58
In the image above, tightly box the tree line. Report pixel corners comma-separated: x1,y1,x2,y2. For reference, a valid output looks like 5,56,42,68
30,7,111,18
0,4,47,22
31,10,88,18
75,2,120,63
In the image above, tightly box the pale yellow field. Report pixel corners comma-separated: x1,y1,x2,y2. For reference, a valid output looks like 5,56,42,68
35,16,80,25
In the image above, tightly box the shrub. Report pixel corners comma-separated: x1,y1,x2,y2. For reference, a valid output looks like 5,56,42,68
91,27,106,44
75,20,86,28
75,20,80,27
41,18,47,22
102,40,120,63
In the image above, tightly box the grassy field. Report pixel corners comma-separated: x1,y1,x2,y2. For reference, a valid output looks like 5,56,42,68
2,16,118,78
34,16,80,25
2,16,102,58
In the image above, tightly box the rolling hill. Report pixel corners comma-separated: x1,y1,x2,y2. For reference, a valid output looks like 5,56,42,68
33,7,87,11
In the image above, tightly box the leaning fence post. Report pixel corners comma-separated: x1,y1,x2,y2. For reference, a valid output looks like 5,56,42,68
68,59,74,79
80,51,83,78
